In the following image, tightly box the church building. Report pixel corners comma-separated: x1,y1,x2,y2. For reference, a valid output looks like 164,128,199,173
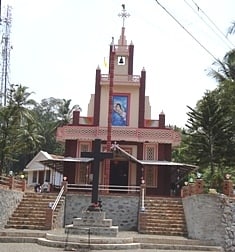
56,6,195,197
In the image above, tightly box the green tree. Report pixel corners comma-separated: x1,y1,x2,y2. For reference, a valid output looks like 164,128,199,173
32,97,81,155
209,49,235,82
172,129,196,164
57,98,82,126
0,84,43,174
185,90,235,189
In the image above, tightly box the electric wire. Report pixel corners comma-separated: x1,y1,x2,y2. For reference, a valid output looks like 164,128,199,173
184,0,233,50
155,0,219,62
188,0,235,49
191,0,234,42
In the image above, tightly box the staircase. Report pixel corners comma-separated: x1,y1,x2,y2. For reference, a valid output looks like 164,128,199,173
139,197,187,236
5,192,64,230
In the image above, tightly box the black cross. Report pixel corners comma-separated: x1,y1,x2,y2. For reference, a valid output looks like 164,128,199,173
81,139,113,206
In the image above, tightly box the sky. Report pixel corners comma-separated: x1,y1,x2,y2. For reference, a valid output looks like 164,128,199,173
1,0,235,128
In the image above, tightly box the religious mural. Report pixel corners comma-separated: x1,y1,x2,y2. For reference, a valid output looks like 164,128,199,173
112,94,128,126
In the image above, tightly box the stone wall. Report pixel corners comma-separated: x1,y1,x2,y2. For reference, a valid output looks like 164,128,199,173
0,189,24,228
183,194,235,251
223,197,235,252
64,194,140,231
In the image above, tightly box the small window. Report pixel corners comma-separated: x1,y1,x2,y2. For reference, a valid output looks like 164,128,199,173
145,167,158,188
81,144,89,153
146,146,155,160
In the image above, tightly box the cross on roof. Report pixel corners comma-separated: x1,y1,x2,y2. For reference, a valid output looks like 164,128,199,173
118,4,130,27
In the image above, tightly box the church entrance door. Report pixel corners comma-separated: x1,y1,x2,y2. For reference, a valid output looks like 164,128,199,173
109,160,129,192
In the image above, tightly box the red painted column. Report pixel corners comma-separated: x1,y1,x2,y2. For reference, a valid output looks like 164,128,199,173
104,45,115,189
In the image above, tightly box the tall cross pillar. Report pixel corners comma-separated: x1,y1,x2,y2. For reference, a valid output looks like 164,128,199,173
81,139,113,209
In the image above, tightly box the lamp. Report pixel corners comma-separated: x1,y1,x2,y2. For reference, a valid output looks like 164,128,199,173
196,172,202,179
189,177,194,183
225,174,231,180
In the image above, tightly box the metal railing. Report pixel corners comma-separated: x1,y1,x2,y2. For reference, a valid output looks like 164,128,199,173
67,183,140,194
51,185,64,211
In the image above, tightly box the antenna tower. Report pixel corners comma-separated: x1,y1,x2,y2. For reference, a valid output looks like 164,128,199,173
0,5,12,106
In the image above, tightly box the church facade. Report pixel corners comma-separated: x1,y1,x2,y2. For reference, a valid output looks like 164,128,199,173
56,7,194,197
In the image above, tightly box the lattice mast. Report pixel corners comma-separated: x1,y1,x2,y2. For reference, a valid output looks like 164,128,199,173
0,4,12,106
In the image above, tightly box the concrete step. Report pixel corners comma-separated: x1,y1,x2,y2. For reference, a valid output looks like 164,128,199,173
145,216,186,221
39,238,141,250
0,229,223,251
38,236,221,251
148,209,184,213
140,230,187,236
140,227,186,232
38,233,141,250
145,203,183,207
6,220,46,225
140,243,222,251
17,204,55,208
21,196,59,200
11,213,46,218
4,224,49,230
143,223,185,227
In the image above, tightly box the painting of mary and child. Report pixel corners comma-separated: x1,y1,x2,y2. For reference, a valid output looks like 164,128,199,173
112,95,128,126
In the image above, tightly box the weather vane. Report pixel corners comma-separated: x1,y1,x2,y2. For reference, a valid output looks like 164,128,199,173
118,4,130,27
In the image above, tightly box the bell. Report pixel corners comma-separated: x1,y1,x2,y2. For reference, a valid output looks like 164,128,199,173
119,56,124,64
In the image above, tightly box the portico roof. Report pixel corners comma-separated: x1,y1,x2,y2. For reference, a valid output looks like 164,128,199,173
111,144,198,181
39,156,93,173
38,145,198,180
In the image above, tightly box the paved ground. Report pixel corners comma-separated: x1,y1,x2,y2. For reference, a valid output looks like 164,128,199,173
0,244,218,252
1,243,62,252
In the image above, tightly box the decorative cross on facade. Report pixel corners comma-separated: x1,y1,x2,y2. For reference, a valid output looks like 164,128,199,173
81,139,113,209
118,4,130,27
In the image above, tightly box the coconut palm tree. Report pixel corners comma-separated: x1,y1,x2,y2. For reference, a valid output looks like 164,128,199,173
208,49,235,82
0,84,42,174
8,84,37,125
57,98,82,126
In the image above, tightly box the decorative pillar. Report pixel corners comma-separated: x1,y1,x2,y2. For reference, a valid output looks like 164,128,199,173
72,110,80,125
194,179,204,194
223,179,233,197
45,208,53,230
9,176,14,190
159,111,165,128
61,178,68,194
140,183,146,211
22,179,27,192
138,68,146,128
